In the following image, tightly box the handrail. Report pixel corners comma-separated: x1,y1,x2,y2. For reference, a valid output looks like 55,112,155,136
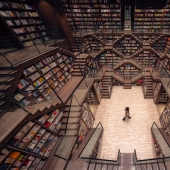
78,122,120,165
152,122,170,148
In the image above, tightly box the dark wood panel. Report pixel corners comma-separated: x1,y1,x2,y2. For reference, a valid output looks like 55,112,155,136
33,0,73,47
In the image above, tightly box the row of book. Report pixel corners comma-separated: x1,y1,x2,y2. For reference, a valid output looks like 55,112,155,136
0,109,63,169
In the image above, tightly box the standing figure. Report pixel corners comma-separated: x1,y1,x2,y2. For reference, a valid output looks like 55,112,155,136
122,107,131,121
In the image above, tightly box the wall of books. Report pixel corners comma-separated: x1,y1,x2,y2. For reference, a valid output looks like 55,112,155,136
78,102,95,144
160,102,170,136
98,51,121,68
61,0,121,33
135,50,159,68
159,57,170,78
0,109,63,170
115,63,140,79
116,36,141,55
152,37,168,53
15,52,73,107
0,1,50,47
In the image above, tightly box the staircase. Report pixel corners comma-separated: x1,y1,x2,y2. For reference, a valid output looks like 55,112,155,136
0,66,18,117
131,72,143,84
131,35,143,46
113,59,142,71
124,79,131,89
102,71,112,99
113,73,124,84
72,57,87,76
143,68,153,99
132,48,144,58
113,35,125,46
59,102,80,136
91,34,105,46
150,35,164,46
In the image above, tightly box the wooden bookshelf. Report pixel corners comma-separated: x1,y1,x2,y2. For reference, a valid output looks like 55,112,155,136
152,132,165,158
86,81,102,105
15,51,73,107
160,102,170,136
135,50,159,68
0,0,50,47
98,51,121,68
116,36,141,55
165,37,170,54
159,56,170,78
0,108,64,170
61,0,121,33
152,37,168,53
115,63,140,79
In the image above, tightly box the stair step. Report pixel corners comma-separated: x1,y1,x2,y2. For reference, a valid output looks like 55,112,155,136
0,77,15,84
0,84,12,92
62,117,79,124
60,123,79,130
64,106,81,112
58,129,78,136
0,69,18,77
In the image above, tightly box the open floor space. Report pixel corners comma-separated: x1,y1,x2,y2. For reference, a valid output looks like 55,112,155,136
93,86,161,160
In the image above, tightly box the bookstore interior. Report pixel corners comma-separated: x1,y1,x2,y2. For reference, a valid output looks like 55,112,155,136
1,0,170,169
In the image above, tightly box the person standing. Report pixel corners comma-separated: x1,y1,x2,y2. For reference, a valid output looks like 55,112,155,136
122,107,131,121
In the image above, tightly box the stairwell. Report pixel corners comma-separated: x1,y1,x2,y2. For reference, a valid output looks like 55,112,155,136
124,79,131,89
0,66,18,117
102,71,113,99
113,73,124,85
131,72,143,84
72,56,88,76
143,68,153,99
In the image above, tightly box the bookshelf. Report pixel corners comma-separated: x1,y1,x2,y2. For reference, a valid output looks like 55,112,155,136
160,102,170,136
98,51,121,68
82,36,102,53
135,50,159,68
165,37,170,54
15,52,73,107
134,8,163,32
77,102,95,147
0,109,63,170
116,36,141,55
152,132,165,158
152,37,168,53
153,81,162,104
0,0,50,47
159,56,170,78
86,81,102,105
61,0,121,33
115,63,140,79
81,102,94,130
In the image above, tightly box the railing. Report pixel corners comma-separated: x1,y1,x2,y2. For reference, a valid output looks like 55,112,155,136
0,26,66,67
78,122,121,166
134,149,170,169
133,122,170,169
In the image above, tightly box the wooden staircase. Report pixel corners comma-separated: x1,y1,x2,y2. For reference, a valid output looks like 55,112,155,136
59,103,80,136
72,57,87,76
124,79,131,89
113,73,124,84
143,68,153,99
131,72,143,84
91,34,105,46
113,59,142,71
0,66,19,117
102,71,112,99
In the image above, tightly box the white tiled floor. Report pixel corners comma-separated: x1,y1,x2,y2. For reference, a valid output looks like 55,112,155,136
93,86,161,160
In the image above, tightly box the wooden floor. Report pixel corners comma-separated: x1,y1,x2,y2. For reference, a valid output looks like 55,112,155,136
93,86,160,160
